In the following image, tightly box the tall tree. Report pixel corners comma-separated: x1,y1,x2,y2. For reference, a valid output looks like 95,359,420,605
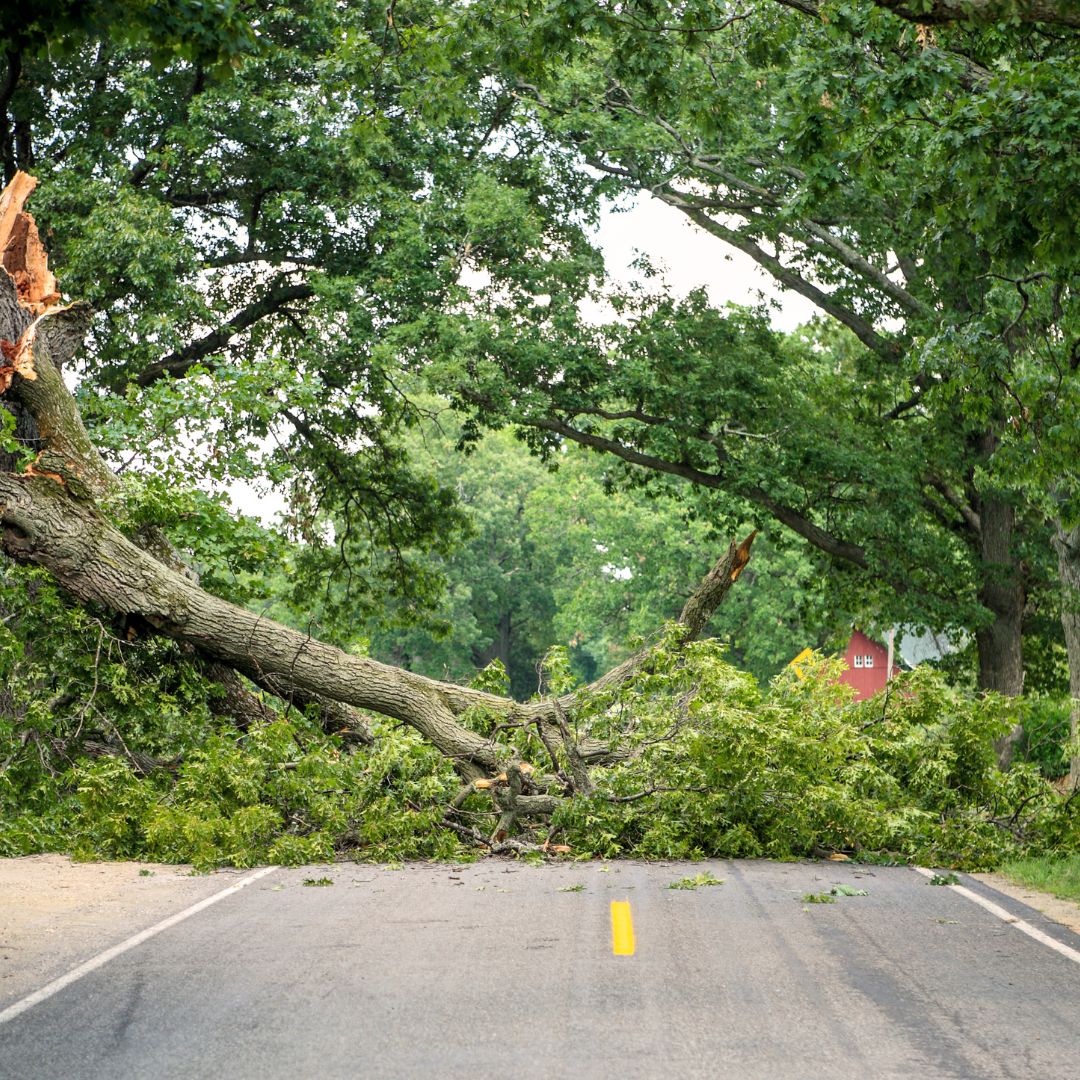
434,0,1080,723
0,0,607,618
0,182,765,836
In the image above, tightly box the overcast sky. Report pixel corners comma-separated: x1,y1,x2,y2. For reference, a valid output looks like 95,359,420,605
594,193,816,329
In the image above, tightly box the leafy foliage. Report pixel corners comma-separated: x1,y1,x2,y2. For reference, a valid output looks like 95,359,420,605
0,563,463,869
2,1,261,70
668,871,723,890
1018,695,1074,780
544,643,1074,869
830,884,868,896
1,567,1073,868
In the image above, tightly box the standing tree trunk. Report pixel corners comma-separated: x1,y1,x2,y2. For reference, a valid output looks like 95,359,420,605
975,497,1025,695
1052,520,1080,789
973,435,1026,765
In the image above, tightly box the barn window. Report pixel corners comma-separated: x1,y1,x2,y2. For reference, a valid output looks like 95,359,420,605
864,655,874,668
853,655,864,668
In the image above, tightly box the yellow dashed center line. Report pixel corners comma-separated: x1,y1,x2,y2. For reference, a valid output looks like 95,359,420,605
610,900,635,956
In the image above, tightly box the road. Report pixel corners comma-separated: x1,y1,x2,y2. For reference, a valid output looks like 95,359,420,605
1,859,1078,1079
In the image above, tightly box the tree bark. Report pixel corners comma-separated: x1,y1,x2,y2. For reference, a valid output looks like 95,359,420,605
775,0,1080,28
0,473,504,767
975,497,1025,696
1052,519,1080,789
973,492,1026,766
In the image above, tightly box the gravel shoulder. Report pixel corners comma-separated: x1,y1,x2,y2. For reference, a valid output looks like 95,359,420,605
971,871,1080,934
0,854,250,1007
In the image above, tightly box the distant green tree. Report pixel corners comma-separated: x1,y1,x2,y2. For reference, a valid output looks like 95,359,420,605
363,421,560,699
346,408,829,690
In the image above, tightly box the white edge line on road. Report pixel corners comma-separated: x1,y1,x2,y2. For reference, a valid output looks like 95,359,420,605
0,865,276,1026
913,866,1080,966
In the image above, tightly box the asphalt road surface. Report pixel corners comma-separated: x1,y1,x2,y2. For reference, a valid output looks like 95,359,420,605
2,860,1079,1079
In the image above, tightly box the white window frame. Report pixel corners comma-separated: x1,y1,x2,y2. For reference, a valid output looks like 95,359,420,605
864,655,874,668
853,655,864,668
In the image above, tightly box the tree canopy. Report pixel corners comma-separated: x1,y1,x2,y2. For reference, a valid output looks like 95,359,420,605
1,0,1077,867
419,0,1080,718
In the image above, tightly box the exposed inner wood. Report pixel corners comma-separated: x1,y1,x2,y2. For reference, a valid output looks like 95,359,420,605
0,171,59,314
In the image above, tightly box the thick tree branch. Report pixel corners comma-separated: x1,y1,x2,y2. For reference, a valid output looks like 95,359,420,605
134,282,315,386
925,474,982,538
771,0,1076,31
526,414,871,570
659,195,902,360
798,220,932,319
0,477,504,769
677,531,757,638
873,0,1080,28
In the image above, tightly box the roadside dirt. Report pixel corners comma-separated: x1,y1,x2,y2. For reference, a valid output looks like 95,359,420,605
0,854,250,1007
972,872,1080,935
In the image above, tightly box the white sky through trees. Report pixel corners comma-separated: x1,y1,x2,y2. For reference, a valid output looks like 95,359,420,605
595,192,816,330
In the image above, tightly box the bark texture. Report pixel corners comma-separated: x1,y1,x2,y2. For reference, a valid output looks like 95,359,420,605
1052,520,1080,788
975,498,1025,696
974,494,1025,765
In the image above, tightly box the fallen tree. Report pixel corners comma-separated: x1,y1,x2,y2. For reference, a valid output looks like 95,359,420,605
1,174,1073,868
0,172,757,848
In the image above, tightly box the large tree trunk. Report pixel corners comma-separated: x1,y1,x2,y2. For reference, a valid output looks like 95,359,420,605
972,435,1026,765
975,497,1025,696
0,466,507,770
1052,520,1080,789
0,463,754,776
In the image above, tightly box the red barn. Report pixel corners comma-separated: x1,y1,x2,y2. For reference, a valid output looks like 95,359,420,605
839,629,901,701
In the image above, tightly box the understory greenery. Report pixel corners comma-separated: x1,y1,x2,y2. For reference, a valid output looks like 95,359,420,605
2,565,1074,871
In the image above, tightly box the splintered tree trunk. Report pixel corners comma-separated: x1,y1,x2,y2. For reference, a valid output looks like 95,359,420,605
1052,520,1080,789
